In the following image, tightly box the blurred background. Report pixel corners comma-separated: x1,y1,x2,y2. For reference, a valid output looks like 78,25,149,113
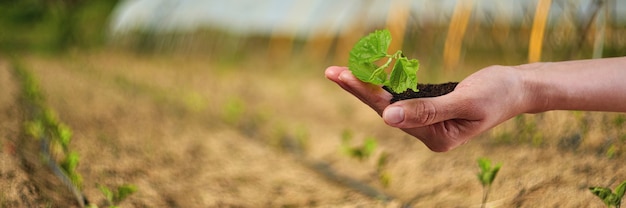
1,0,626,207
3,0,626,65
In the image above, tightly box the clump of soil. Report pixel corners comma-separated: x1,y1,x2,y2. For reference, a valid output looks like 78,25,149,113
383,82,459,103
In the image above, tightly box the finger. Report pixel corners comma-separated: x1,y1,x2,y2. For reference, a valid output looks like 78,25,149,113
401,119,478,152
324,66,348,84
337,70,392,114
382,92,478,128
325,66,357,95
325,66,391,114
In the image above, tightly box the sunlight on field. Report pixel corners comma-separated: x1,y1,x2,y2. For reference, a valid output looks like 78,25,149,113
2,0,626,207
1,49,621,207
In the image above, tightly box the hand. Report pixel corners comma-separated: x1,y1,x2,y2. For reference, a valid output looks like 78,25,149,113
325,65,531,152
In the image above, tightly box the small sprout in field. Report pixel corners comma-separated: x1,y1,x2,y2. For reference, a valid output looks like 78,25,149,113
339,129,353,156
61,151,82,188
347,137,377,161
606,144,618,159
477,157,501,208
589,180,626,208
56,123,73,151
97,183,138,208
222,97,245,125
340,130,377,161
25,120,44,138
376,152,391,188
348,29,420,94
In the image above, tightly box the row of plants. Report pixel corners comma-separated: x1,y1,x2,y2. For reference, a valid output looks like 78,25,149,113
338,130,625,207
11,60,135,208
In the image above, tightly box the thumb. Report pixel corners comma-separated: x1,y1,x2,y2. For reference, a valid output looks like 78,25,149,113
382,96,462,128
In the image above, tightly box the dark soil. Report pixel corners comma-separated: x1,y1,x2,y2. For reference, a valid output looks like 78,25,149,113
383,82,459,103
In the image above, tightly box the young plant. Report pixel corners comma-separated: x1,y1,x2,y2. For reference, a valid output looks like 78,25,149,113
589,180,626,208
13,60,86,205
348,29,419,93
340,129,377,161
97,184,138,208
376,152,391,188
477,157,502,208
340,130,391,188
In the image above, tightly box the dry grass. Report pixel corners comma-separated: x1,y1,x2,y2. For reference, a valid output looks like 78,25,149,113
1,50,625,207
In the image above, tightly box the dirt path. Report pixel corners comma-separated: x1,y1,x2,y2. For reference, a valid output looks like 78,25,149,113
2,52,626,207
3,54,392,207
0,60,54,207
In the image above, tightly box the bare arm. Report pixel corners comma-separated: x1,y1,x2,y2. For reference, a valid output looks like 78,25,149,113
522,57,626,113
325,57,626,152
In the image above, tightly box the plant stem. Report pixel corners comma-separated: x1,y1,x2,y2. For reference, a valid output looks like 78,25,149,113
367,57,394,82
481,185,491,208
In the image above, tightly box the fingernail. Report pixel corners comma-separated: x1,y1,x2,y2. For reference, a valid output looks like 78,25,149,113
338,71,352,81
384,106,404,124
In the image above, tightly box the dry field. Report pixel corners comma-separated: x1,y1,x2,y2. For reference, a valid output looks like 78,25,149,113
1,51,625,207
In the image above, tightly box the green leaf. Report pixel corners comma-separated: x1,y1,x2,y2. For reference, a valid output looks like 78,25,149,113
489,165,501,183
377,152,389,171
347,29,422,93
589,181,626,207
25,120,44,138
61,151,80,173
348,30,391,84
57,123,72,150
350,61,387,85
350,30,390,63
388,56,419,93
477,158,490,172
590,187,617,206
363,137,377,157
98,184,114,203
378,171,391,188
115,184,138,203
477,157,501,186
61,151,82,187
615,181,626,199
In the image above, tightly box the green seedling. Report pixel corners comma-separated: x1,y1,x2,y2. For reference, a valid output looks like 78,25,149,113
477,157,501,208
348,29,420,93
340,131,377,161
343,138,376,161
376,152,391,188
589,180,626,208
61,151,82,188
97,184,138,208
340,130,391,187
13,60,86,206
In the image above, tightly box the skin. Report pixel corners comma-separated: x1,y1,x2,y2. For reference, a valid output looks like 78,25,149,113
325,57,626,152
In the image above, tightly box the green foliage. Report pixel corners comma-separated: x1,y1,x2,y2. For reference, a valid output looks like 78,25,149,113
477,157,501,208
61,151,83,188
589,180,626,208
606,144,618,159
376,152,391,188
340,132,377,161
340,130,391,187
0,0,121,53
13,60,84,189
97,184,138,208
348,29,420,93
477,157,501,187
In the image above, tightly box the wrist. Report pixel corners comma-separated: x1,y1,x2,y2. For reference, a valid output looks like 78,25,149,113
516,62,557,114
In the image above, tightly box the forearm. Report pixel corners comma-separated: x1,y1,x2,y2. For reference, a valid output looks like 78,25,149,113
520,57,626,113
